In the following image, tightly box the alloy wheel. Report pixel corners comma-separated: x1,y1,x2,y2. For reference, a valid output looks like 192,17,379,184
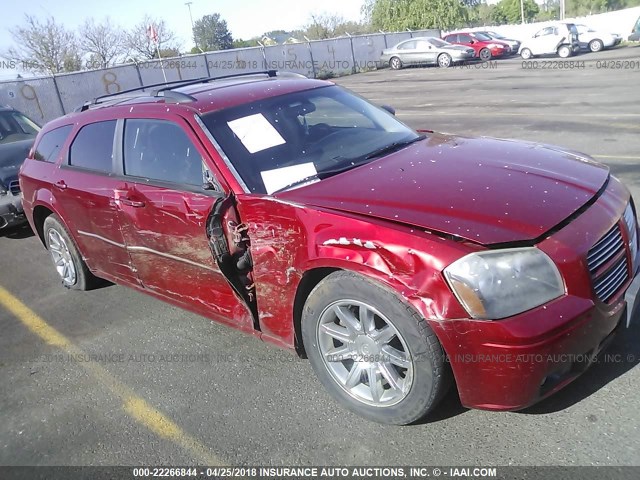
316,300,413,407
48,228,77,286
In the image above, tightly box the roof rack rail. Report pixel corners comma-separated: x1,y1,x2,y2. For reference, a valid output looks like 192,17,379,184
75,70,280,112
76,77,208,112
152,70,278,93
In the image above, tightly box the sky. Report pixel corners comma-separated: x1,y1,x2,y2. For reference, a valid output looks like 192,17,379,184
0,0,548,80
0,0,366,79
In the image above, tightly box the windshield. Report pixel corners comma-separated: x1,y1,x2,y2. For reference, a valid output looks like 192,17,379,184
201,85,420,194
428,38,449,48
472,32,492,41
0,111,40,144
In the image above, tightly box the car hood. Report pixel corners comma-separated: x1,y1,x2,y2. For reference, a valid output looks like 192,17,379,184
279,133,610,245
0,139,33,184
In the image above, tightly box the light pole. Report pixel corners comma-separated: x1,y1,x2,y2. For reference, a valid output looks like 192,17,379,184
520,0,525,24
185,2,201,52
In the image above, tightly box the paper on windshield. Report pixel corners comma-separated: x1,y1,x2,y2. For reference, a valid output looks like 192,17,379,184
227,113,286,153
261,162,318,195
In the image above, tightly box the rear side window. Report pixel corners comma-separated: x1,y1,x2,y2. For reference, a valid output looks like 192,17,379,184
123,119,204,186
34,125,73,163
69,120,116,172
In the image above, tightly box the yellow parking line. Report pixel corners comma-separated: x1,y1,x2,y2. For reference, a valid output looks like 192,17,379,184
0,285,223,466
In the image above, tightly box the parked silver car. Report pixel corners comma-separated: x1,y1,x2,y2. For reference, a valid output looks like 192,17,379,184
380,37,475,69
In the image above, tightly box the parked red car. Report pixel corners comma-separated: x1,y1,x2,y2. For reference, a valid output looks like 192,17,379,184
443,32,511,60
19,71,640,425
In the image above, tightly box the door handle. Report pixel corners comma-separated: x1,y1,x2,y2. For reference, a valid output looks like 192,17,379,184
54,180,67,190
119,197,145,208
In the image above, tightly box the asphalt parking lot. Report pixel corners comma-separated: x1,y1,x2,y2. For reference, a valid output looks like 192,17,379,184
1,45,640,468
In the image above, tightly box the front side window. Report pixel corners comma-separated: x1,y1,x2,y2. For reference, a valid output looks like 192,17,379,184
123,119,204,186
202,85,421,194
34,125,73,163
69,120,116,172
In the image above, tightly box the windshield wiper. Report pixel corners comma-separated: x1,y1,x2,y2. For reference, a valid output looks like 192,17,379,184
364,134,426,160
272,175,321,194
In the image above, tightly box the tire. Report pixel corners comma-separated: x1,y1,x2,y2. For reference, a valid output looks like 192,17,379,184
389,56,402,70
589,39,604,52
479,48,491,61
520,48,532,60
43,214,101,290
557,45,572,58
302,271,451,425
437,53,452,68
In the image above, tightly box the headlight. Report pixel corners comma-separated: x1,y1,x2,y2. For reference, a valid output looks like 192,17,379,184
0,183,6,196
444,247,564,320
623,202,638,273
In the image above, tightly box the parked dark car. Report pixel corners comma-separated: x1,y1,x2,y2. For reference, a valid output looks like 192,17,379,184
0,106,40,230
630,15,640,41
442,32,511,60
475,30,521,55
19,71,640,425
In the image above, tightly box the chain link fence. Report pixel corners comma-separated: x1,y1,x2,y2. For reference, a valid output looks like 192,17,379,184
0,29,439,123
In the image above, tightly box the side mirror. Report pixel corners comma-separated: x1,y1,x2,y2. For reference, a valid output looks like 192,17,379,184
380,105,396,116
202,169,220,191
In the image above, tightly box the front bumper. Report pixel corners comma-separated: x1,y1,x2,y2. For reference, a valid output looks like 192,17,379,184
490,47,509,57
0,193,25,229
430,176,636,410
431,293,628,410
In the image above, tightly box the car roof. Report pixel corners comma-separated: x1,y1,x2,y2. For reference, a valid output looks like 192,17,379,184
48,71,333,130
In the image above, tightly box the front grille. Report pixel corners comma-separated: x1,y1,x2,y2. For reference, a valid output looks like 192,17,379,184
587,223,629,302
8,180,20,195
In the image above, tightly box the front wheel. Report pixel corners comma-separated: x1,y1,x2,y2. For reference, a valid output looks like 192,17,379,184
302,271,451,425
557,45,572,58
520,48,532,60
479,48,491,61
43,214,101,290
437,53,452,68
389,56,402,70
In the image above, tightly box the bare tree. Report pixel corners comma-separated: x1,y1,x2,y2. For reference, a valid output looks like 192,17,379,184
304,13,348,40
124,16,181,60
79,18,127,69
5,14,82,74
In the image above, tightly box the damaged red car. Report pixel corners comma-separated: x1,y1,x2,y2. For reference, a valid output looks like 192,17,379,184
19,71,640,425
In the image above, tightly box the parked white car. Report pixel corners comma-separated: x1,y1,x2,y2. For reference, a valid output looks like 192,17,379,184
519,23,581,59
575,24,622,52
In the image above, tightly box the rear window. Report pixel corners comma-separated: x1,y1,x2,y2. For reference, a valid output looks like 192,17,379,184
0,111,40,144
34,125,73,163
69,120,116,173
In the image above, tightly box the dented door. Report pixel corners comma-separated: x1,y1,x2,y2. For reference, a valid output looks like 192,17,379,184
115,116,254,329
117,185,251,327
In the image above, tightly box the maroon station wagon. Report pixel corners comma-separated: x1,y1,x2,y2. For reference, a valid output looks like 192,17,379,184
19,71,640,424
